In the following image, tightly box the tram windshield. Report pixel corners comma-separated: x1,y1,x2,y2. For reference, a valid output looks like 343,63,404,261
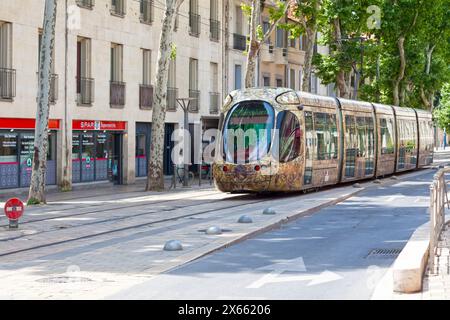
223,101,274,164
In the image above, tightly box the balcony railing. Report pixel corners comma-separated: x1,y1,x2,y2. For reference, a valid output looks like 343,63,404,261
167,87,178,111
210,19,220,41
209,92,219,114
77,77,95,105
76,0,94,9
189,89,200,112
110,0,126,16
140,0,153,24
189,13,201,37
233,33,247,51
110,81,126,107
0,68,16,100
139,84,153,109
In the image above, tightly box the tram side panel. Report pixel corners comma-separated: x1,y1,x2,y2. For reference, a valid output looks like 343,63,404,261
416,110,434,167
393,106,419,173
373,103,397,177
337,98,377,183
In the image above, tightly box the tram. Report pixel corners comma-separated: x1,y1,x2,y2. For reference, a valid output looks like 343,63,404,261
212,88,434,193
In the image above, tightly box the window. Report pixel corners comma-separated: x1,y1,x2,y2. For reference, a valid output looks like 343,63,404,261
76,0,94,9
142,49,151,85
314,113,338,160
380,118,395,154
76,37,93,104
289,33,296,48
345,115,357,177
276,78,283,88
189,0,200,37
210,0,219,41
189,58,199,111
275,111,301,162
263,21,270,44
276,27,284,48
140,0,153,24
289,69,296,90
38,30,55,73
263,76,270,87
111,0,126,16
234,65,242,90
110,43,123,82
310,72,317,94
235,6,243,34
0,21,15,100
223,101,275,164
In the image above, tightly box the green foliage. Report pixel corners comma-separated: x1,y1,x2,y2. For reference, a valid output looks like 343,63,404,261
170,43,177,60
434,83,450,131
27,197,41,206
312,0,450,108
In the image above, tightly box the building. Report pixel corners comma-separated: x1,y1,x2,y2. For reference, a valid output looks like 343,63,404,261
0,0,223,189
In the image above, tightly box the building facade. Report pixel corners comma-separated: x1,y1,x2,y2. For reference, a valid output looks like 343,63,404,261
0,0,334,190
0,0,223,189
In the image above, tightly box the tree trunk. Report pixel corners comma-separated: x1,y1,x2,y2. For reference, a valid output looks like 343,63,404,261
420,44,436,110
393,36,405,106
245,0,261,88
28,0,58,205
146,0,182,191
302,28,317,92
333,18,349,98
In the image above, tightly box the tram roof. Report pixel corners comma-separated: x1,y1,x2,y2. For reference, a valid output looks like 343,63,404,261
224,88,432,116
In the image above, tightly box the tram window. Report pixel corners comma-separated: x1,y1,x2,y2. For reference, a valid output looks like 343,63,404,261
275,111,301,163
304,111,314,185
223,101,275,163
345,115,357,150
356,117,367,157
314,112,337,160
399,119,416,153
380,118,395,154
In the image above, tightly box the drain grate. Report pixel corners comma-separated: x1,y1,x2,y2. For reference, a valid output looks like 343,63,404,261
366,248,402,258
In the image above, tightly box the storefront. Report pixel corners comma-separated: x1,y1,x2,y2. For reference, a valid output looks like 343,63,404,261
135,122,175,177
72,120,126,185
0,118,59,189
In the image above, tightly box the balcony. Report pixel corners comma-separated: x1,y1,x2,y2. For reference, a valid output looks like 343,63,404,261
189,13,201,37
76,0,94,9
139,84,153,109
274,47,288,65
167,87,178,111
233,33,247,51
77,77,95,105
261,43,275,63
110,81,126,107
140,0,153,24
189,89,200,112
209,92,220,114
210,19,220,41
287,47,306,65
110,0,126,17
0,68,16,100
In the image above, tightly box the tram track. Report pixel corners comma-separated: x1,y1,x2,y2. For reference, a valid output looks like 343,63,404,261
0,189,222,228
0,193,286,258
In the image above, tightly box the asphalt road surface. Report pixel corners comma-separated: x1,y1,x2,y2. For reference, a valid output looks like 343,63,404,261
111,169,434,300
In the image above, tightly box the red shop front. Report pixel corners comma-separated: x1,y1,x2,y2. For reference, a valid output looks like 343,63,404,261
0,118,60,189
72,120,126,185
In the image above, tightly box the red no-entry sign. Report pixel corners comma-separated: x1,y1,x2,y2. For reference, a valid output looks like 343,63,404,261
4,198,24,221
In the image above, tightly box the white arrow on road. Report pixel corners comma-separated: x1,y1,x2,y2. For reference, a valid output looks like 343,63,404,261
247,257,342,289
246,270,342,289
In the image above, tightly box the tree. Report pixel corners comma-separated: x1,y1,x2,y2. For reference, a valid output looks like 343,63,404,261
243,0,293,88
146,0,184,191
288,0,321,92
433,83,450,132
28,0,58,205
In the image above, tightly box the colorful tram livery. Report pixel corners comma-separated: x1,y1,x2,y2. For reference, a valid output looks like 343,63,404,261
213,88,434,193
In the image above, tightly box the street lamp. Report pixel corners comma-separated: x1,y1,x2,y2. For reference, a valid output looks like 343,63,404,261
176,97,197,187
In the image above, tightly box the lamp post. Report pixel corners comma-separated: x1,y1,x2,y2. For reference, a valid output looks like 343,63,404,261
176,97,197,187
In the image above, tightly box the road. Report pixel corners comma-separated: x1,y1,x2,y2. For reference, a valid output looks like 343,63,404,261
111,169,434,300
